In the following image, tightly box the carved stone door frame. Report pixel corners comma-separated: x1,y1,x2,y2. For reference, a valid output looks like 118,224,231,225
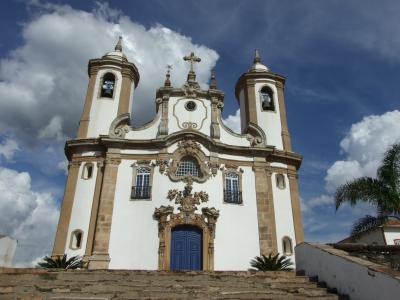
154,176,219,271
159,216,213,271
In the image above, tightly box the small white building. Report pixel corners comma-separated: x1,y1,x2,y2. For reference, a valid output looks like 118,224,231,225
0,235,17,267
52,39,304,271
338,220,400,245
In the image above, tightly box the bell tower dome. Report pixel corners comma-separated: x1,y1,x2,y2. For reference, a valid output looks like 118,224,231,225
235,50,291,151
77,37,140,138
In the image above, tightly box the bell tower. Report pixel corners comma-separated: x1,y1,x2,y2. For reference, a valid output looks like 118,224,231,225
77,37,140,138
235,50,291,151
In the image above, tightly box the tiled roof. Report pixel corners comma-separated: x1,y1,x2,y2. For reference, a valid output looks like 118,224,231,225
385,220,400,226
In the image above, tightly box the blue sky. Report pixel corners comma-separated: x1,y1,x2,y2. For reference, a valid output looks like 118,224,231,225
1,0,400,265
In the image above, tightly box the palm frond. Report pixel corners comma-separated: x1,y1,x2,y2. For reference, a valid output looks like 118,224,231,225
377,143,400,212
250,253,293,271
36,254,85,269
335,177,389,210
378,144,400,187
351,215,388,237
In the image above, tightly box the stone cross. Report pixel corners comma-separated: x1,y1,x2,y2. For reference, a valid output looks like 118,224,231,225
183,52,201,72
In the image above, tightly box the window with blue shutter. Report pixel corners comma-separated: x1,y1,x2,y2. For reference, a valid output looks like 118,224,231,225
224,172,242,204
131,167,151,199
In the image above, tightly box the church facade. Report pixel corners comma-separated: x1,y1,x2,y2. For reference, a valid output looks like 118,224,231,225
52,38,304,271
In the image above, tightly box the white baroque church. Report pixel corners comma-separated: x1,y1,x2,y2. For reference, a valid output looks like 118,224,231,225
52,38,304,271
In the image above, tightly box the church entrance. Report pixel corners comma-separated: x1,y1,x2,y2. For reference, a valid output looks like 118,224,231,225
170,225,203,270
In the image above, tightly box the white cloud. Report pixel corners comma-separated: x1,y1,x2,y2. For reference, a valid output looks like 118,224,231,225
301,194,335,216
309,195,334,209
0,2,218,144
57,160,68,175
0,138,19,160
303,110,400,241
38,115,66,141
222,109,241,133
0,167,59,266
0,2,220,266
325,110,400,192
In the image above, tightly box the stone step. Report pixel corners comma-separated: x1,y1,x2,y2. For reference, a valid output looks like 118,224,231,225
0,269,340,300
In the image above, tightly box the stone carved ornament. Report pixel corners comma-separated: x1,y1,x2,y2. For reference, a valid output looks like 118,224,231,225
167,139,212,183
167,183,209,214
109,113,131,138
245,122,266,147
154,182,219,237
154,159,169,174
153,181,220,270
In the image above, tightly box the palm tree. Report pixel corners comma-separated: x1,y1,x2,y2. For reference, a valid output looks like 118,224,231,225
335,143,400,237
36,254,85,269
250,253,293,271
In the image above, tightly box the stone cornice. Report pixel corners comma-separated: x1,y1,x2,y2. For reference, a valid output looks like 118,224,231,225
234,71,286,103
64,131,302,169
88,58,140,87
156,86,225,104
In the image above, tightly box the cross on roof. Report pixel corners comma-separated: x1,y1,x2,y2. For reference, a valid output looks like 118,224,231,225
183,52,201,72
166,64,173,74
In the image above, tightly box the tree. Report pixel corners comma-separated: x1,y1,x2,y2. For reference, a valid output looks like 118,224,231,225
249,253,293,271
36,254,85,269
335,143,400,237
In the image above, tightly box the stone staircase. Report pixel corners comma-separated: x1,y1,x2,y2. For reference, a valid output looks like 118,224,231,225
0,268,343,299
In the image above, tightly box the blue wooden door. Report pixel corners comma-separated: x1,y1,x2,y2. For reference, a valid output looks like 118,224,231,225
170,225,202,270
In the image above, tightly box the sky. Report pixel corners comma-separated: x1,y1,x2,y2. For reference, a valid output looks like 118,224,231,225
1,0,400,266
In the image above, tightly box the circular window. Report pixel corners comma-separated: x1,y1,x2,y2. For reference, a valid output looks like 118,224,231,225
185,101,197,111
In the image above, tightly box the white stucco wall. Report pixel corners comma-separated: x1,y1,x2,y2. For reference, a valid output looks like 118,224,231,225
108,158,261,270
218,116,252,147
168,97,211,136
254,81,283,150
296,243,400,300
65,163,98,257
272,173,296,262
125,112,161,140
0,236,17,267
383,226,400,245
87,69,123,138
235,82,284,149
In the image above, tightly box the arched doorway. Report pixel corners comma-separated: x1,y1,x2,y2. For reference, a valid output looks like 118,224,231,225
170,225,203,270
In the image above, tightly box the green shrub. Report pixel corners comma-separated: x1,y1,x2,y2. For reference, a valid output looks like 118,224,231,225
250,253,293,271
36,254,85,269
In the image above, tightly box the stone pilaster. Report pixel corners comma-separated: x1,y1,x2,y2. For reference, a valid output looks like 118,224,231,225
244,82,258,126
77,67,98,139
157,94,169,137
88,154,121,269
210,97,221,139
287,167,304,243
253,159,278,255
117,72,133,116
84,160,105,261
276,81,292,152
52,161,82,257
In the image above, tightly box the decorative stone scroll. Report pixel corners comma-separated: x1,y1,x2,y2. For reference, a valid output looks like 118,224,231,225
109,113,131,138
153,182,219,271
167,139,211,183
246,122,266,147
